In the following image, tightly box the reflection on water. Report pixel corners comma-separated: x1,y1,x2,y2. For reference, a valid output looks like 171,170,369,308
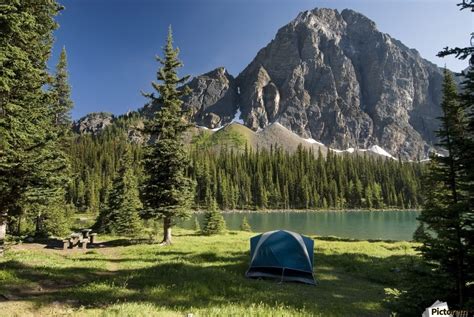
179,210,420,241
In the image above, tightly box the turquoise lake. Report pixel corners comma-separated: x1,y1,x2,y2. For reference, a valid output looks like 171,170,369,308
179,210,420,241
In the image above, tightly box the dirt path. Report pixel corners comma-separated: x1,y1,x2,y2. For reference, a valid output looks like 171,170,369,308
94,247,121,275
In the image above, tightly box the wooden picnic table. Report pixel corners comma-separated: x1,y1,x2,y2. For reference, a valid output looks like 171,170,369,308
81,229,92,239
62,230,98,250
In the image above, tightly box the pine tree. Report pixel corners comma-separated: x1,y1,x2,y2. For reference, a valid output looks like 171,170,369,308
240,215,252,232
428,3,474,308
0,1,63,253
51,47,73,130
372,183,383,209
37,46,76,237
458,67,474,211
141,27,195,245
416,69,471,309
96,146,142,236
364,185,373,209
202,198,226,235
458,68,474,304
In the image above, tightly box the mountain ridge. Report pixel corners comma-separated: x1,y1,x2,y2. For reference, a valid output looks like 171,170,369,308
234,8,444,159
76,8,448,160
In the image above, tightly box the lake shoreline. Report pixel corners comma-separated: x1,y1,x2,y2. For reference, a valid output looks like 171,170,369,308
184,209,420,240
192,208,421,214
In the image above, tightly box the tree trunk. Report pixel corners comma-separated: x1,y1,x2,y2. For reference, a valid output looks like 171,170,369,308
0,211,7,257
160,217,172,245
35,213,43,238
17,214,22,236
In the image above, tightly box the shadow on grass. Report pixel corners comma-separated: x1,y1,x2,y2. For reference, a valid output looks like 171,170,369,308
97,238,154,247
0,245,420,316
75,250,193,264
0,260,106,298
26,238,156,250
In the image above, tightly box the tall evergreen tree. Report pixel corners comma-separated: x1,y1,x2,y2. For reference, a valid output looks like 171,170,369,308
202,198,226,235
96,146,142,236
416,69,472,308
36,45,76,237
458,67,474,209
0,1,62,254
458,68,474,297
51,47,73,129
141,27,194,245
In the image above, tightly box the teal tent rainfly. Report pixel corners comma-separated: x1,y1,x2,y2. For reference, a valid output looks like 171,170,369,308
245,230,316,285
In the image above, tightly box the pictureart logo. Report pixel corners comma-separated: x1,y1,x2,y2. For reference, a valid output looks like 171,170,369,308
422,300,470,317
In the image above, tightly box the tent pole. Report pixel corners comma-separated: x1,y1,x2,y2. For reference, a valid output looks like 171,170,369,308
279,267,286,284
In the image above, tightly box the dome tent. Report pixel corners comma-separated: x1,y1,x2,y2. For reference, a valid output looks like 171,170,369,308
245,230,316,285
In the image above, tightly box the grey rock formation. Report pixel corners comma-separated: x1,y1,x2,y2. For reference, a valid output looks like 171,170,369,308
182,67,238,128
141,67,238,129
236,8,443,159
77,8,446,159
72,112,114,135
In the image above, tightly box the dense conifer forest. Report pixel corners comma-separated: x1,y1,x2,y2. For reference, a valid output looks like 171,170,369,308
189,144,424,210
66,116,425,214
67,116,143,214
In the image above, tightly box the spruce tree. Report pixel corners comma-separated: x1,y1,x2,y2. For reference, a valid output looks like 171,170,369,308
51,47,73,130
141,27,194,245
0,1,63,253
240,215,252,232
458,68,474,299
416,69,471,308
458,67,474,210
96,146,142,236
202,198,226,235
37,46,76,237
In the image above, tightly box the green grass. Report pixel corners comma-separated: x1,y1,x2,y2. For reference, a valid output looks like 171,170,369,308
191,123,255,151
0,229,420,316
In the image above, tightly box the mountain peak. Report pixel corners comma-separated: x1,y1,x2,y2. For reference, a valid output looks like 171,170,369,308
73,112,114,135
202,66,230,78
234,7,443,159
341,8,376,28
137,8,444,159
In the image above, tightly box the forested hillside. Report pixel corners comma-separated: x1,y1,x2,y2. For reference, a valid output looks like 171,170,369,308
67,114,143,214
67,118,425,213
189,145,424,210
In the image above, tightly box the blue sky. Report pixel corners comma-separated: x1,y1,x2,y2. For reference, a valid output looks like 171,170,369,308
50,0,472,119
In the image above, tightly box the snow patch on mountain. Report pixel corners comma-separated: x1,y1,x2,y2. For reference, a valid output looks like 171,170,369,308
367,145,394,158
232,108,244,124
304,138,325,146
330,145,394,158
196,125,225,132
330,147,354,154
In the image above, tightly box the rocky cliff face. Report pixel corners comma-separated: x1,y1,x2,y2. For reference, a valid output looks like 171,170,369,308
236,8,443,159
181,67,238,128
72,112,114,134
76,8,445,159
141,67,238,129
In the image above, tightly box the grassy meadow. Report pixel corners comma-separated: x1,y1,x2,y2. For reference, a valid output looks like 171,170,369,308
0,227,419,317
